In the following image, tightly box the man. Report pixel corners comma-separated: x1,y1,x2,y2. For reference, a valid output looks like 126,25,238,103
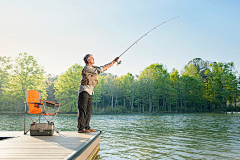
77,54,119,133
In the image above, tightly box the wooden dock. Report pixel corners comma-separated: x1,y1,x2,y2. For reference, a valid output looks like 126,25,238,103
0,131,101,160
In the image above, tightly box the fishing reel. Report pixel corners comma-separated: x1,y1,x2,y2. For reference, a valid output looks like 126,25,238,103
114,57,121,65
117,60,122,65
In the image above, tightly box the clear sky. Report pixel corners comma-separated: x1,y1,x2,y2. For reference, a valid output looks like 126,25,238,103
0,0,239,77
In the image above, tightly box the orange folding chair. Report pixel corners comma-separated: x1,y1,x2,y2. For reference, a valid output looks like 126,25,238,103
24,90,61,135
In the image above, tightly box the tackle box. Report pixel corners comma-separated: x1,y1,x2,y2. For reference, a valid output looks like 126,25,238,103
30,122,54,136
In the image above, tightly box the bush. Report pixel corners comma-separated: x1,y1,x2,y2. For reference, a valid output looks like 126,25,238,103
118,106,127,113
112,108,122,114
227,106,240,112
105,106,112,113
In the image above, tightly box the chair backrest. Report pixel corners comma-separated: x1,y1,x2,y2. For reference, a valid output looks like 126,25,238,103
25,90,42,114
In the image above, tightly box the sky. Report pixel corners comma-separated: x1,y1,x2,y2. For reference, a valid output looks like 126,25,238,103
0,0,239,77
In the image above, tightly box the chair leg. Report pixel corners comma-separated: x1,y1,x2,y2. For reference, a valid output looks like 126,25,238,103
54,126,59,133
25,128,30,134
24,112,31,135
24,112,26,134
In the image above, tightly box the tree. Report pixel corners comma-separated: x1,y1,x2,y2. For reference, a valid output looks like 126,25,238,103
119,73,136,112
182,64,205,112
4,53,46,112
45,74,58,102
0,56,12,111
139,64,171,112
103,73,115,111
112,77,121,108
54,64,83,113
187,58,210,78
170,70,180,112
92,75,104,112
207,62,239,111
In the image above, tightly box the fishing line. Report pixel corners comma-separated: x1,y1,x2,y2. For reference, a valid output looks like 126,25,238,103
117,16,180,65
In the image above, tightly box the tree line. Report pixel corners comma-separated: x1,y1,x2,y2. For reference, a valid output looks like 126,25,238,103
0,53,239,114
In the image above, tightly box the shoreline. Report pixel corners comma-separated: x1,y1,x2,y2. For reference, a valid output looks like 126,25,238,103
0,111,234,115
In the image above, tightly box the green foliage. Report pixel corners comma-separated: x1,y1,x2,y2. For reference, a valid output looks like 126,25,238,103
93,75,104,104
105,106,112,113
54,64,83,113
138,63,171,112
1,55,239,114
2,53,46,112
45,74,58,102
118,106,127,113
119,73,136,112
226,105,240,112
0,56,12,112
112,107,122,113
10,53,46,96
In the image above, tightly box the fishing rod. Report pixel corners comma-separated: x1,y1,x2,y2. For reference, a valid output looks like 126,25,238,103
116,16,180,65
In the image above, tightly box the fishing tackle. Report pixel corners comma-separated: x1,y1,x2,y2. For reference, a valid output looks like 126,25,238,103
117,16,180,65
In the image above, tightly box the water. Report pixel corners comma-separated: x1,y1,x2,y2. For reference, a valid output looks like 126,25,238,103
0,113,240,159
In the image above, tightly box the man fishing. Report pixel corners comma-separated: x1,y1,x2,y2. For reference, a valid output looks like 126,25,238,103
77,54,119,133
77,16,179,133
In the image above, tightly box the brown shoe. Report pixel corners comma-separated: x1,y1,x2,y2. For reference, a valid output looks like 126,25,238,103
87,128,96,132
78,129,90,133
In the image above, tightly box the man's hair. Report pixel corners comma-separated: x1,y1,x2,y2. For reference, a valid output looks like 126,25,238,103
83,54,92,64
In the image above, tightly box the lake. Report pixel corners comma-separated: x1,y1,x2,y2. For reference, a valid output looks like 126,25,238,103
0,113,239,159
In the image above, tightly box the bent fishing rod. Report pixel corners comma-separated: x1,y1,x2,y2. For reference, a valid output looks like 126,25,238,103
116,16,180,65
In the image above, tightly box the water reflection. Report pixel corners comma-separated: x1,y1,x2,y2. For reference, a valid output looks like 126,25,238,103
0,113,239,159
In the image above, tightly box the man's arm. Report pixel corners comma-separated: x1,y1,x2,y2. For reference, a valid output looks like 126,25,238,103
102,57,119,71
102,61,114,71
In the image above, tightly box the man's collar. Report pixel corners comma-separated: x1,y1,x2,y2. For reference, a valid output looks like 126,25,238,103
86,64,93,67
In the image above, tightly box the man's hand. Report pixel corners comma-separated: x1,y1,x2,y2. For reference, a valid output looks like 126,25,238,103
113,57,119,62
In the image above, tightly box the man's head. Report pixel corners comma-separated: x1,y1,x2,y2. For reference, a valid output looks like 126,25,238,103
83,54,94,65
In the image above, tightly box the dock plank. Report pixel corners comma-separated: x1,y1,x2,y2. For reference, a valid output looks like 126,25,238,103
0,131,101,160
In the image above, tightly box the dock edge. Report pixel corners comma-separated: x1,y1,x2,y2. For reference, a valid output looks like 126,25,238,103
65,131,101,160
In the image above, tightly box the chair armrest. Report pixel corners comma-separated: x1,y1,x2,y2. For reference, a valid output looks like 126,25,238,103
42,100,62,108
53,103,62,106
25,102,44,105
42,100,62,106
